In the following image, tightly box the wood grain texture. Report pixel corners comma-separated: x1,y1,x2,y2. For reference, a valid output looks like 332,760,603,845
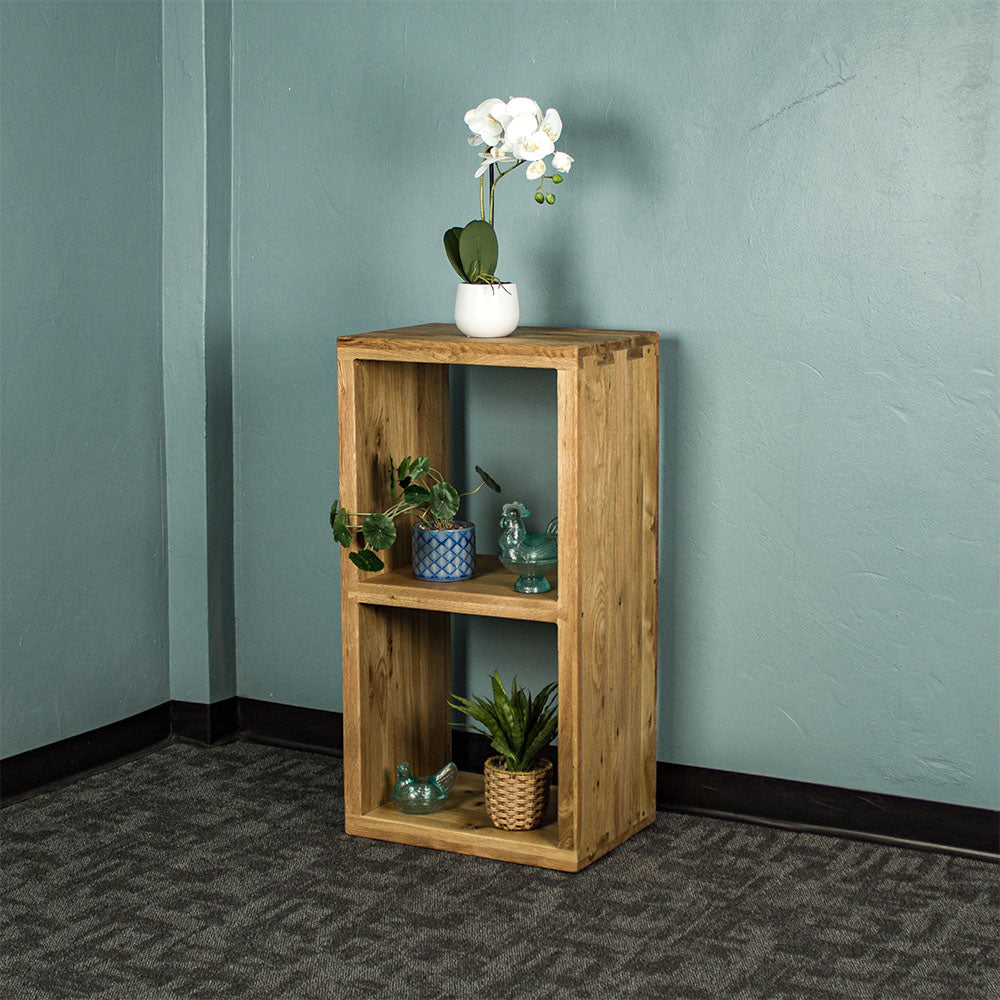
353,605,451,811
338,324,659,370
556,368,581,852
350,555,559,622
337,329,659,869
571,343,659,861
338,358,451,815
346,770,576,871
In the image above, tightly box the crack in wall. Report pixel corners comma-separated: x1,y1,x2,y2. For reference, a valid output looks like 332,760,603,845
749,75,857,132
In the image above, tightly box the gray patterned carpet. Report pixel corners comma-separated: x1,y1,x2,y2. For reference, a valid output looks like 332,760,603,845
1,741,997,1000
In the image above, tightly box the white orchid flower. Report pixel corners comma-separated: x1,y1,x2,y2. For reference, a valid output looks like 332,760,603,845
473,145,517,178
525,159,547,180
505,96,543,123
551,151,574,172
505,113,555,161
464,98,508,146
540,108,562,143
513,130,556,161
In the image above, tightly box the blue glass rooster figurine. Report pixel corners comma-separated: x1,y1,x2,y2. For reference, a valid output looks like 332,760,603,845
391,761,458,814
498,501,558,593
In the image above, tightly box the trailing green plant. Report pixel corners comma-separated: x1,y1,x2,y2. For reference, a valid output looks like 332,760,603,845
449,671,557,773
330,455,500,573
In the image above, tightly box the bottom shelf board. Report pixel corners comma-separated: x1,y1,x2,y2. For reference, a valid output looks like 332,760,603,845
344,770,581,872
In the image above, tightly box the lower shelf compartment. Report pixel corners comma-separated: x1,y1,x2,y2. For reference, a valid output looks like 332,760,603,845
344,770,582,872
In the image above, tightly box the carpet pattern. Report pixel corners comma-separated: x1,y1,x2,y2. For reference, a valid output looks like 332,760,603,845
1,741,997,999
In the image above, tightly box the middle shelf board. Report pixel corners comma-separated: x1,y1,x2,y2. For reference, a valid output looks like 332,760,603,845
348,555,560,623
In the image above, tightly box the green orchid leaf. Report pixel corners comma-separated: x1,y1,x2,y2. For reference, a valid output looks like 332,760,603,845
444,227,467,281
458,220,498,284
428,482,460,522
349,549,385,572
330,502,352,547
362,513,396,550
475,466,501,493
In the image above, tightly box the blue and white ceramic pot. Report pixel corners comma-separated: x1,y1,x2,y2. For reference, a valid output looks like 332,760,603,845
411,522,476,582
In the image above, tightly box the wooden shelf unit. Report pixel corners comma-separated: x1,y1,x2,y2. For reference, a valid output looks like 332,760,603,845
337,324,659,872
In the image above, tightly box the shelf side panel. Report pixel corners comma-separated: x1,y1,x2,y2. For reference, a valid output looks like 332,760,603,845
556,369,581,852
339,358,450,571
572,343,659,859
348,604,452,812
338,356,451,815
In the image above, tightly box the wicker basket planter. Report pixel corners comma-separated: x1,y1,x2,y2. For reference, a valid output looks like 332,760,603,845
483,755,553,831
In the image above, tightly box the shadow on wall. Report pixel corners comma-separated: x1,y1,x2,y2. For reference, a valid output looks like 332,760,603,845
658,335,680,760
521,104,668,327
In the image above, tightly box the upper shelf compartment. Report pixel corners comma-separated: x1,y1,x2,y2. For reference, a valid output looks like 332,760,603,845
349,556,559,623
337,324,659,370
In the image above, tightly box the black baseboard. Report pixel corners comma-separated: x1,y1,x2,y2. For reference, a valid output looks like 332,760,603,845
0,703,170,801
238,697,342,755
3,699,996,860
240,701,996,861
657,761,999,860
171,697,239,745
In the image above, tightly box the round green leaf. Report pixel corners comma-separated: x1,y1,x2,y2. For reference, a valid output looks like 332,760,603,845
475,466,501,493
362,513,396,550
331,503,352,547
403,484,432,505
349,549,385,572
428,482,460,522
408,457,431,480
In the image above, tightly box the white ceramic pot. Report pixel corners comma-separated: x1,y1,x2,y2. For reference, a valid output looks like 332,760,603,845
454,283,519,338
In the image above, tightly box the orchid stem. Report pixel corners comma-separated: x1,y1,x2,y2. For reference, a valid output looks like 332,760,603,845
488,163,495,227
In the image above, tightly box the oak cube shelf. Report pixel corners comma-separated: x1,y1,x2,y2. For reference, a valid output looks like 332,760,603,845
337,324,659,872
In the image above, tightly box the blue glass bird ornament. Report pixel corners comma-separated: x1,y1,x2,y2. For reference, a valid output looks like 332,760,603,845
391,761,458,814
498,502,558,593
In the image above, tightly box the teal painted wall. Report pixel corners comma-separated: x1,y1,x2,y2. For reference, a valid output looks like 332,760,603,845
1,0,995,812
162,0,236,704
231,1,998,809
0,2,168,755
162,0,211,702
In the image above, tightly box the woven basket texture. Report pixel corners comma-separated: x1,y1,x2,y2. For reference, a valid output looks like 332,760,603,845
483,756,553,831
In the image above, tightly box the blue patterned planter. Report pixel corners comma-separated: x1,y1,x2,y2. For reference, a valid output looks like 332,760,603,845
412,522,476,582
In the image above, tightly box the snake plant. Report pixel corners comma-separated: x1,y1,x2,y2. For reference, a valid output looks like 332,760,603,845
449,671,558,772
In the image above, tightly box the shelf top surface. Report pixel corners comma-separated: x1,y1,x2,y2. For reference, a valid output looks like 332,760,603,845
337,324,659,369
349,555,559,623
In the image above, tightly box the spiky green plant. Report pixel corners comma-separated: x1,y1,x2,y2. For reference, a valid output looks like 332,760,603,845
449,671,557,772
